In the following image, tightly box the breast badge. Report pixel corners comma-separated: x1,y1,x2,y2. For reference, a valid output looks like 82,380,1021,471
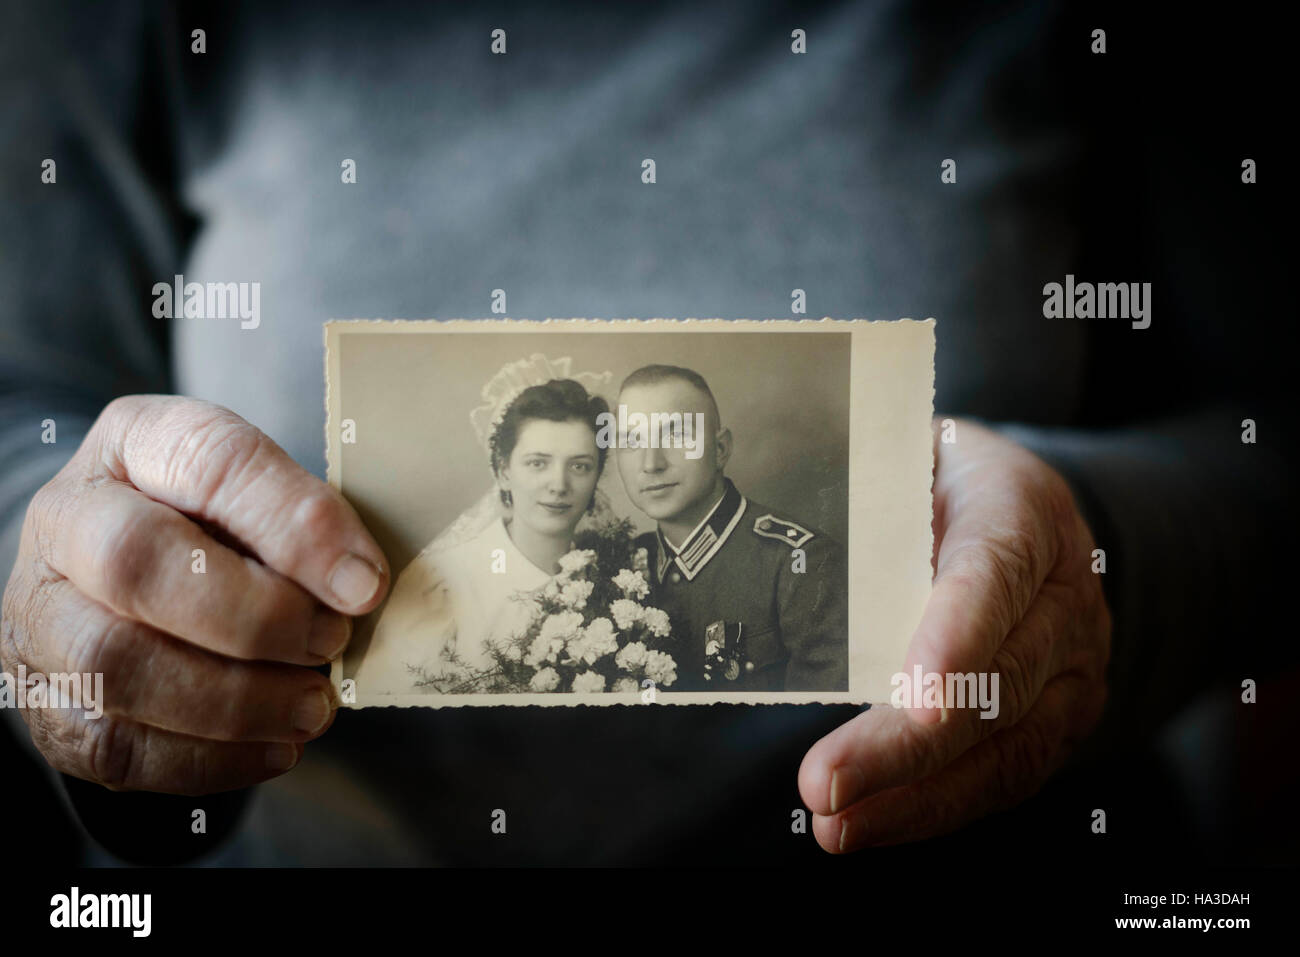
703,620,745,682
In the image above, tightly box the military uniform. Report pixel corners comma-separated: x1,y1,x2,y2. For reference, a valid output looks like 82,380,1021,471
636,478,849,693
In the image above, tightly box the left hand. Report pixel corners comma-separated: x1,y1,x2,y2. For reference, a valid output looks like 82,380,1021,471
797,417,1112,851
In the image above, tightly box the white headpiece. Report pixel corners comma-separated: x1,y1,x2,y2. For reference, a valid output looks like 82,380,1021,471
469,353,615,455
427,354,617,556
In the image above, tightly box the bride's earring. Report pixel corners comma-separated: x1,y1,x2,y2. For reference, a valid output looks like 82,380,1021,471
500,488,513,508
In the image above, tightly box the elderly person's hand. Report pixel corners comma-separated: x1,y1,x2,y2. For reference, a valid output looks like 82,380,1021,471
798,417,1111,851
1,395,389,794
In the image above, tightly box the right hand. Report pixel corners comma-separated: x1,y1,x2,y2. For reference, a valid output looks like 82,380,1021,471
1,395,389,795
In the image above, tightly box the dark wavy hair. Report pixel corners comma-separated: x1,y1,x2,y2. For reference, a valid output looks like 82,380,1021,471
489,379,610,505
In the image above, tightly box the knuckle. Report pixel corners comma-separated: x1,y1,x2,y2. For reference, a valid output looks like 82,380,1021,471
2,569,60,669
68,615,149,718
27,480,71,566
26,481,56,531
985,523,1039,613
1038,466,1074,520
94,396,152,465
168,412,266,503
943,534,1035,643
992,646,1032,723
83,716,139,791
293,485,340,531
94,509,166,614
101,394,145,424
0,577,29,668
1038,470,1084,563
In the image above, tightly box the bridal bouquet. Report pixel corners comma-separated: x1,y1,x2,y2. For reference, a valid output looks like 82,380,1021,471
420,518,680,694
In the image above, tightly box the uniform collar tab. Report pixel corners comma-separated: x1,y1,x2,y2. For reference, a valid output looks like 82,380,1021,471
657,479,746,582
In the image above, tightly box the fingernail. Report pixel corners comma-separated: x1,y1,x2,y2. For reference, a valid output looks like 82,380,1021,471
293,690,332,734
308,607,351,660
265,743,299,772
829,765,866,815
329,553,382,609
838,814,862,853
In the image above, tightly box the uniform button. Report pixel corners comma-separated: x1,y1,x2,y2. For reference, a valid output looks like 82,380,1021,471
670,572,681,583
758,519,771,530
744,661,755,672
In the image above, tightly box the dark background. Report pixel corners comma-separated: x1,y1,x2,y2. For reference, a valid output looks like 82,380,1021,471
1,0,1295,875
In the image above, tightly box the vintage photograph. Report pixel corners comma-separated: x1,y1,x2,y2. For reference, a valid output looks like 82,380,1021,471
326,319,934,707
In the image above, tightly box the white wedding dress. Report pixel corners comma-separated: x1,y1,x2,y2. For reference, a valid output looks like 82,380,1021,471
353,516,554,694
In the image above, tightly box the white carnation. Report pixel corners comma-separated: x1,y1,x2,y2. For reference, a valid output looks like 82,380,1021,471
613,677,640,694
643,650,677,688
581,617,619,662
615,640,649,672
571,670,606,694
641,606,671,638
557,549,596,577
524,633,565,669
529,667,561,692
632,547,650,575
526,611,582,668
612,568,650,600
559,578,594,610
539,610,584,644
610,599,644,631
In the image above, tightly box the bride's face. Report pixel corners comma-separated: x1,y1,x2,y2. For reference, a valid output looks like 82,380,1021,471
499,417,600,538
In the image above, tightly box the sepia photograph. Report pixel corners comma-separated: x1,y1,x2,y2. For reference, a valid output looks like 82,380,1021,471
327,319,935,707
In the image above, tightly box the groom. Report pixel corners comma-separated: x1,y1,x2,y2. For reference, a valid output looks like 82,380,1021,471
614,364,849,693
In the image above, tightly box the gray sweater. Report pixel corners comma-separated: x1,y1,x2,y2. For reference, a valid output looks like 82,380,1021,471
1,0,1290,864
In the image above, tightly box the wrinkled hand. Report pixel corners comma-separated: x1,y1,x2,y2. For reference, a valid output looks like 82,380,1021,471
1,396,389,795
798,417,1111,851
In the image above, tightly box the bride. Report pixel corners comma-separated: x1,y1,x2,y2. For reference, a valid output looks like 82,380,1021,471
353,356,615,694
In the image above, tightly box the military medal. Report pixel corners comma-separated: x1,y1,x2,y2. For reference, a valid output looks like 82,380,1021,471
703,620,744,681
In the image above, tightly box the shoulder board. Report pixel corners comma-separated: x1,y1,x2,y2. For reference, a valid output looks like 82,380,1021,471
752,513,814,548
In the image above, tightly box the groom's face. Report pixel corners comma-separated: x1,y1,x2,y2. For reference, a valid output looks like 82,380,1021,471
616,379,724,525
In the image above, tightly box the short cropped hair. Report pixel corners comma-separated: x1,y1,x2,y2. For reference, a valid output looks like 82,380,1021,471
618,364,721,425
